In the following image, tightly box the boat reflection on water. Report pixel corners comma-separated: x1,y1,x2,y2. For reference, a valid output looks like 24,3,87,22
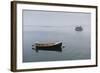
32,42,63,52
32,47,62,52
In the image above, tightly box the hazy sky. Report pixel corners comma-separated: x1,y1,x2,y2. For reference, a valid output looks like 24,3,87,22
23,10,91,31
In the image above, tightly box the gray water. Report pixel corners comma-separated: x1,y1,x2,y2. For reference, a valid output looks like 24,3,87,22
22,10,91,62
23,28,91,62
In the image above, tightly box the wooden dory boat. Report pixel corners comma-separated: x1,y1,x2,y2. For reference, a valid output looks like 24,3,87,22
32,42,62,52
33,42,62,49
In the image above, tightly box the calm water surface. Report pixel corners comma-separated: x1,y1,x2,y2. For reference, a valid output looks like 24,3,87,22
23,27,91,62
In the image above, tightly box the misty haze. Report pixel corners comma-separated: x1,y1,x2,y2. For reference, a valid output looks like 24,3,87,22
22,10,91,62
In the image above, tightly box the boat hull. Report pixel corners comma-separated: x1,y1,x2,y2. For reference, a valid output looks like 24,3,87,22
35,47,62,52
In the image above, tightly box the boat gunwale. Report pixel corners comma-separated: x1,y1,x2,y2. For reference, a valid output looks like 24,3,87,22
34,42,62,47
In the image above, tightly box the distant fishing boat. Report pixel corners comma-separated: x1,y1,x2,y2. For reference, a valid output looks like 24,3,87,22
32,42,63,52
75,26,83,31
